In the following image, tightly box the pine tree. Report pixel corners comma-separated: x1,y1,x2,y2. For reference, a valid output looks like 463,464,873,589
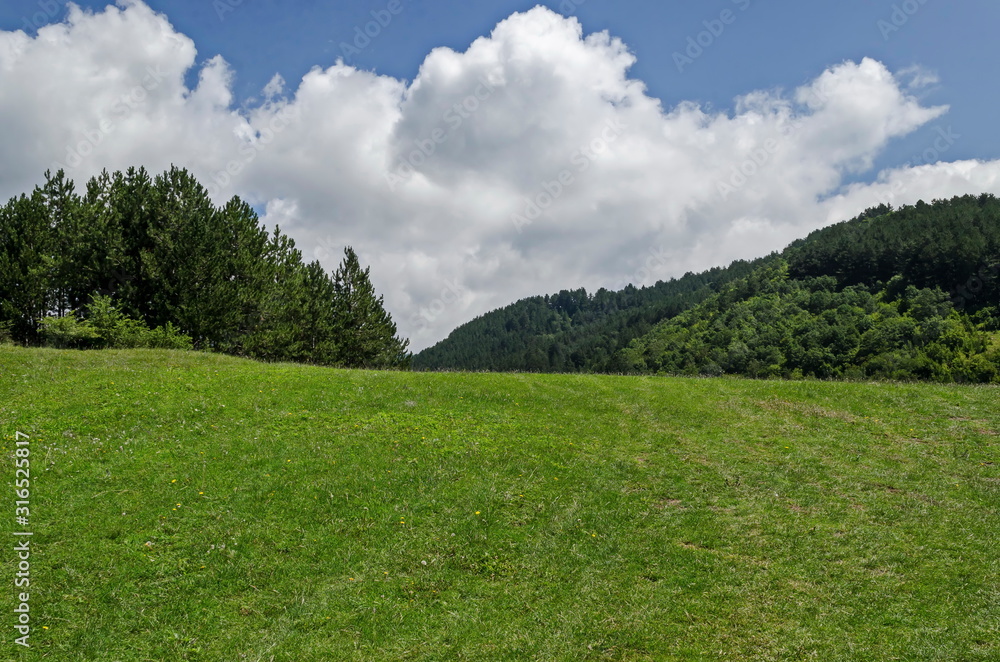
43,170,86,316
331,247,410,368
213,197,272,354
0,191,54,343
145,166,224,347
242,229,310,362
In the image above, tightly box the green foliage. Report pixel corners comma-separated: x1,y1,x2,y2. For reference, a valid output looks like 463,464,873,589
38,312,99,349
0,321,14,346
332,247,410,368
85,294,146,348
620,260,998,383
85,295,193,350
0,190,54,343
0,168,407,367
787,195,1000,311
38,296,193,350
414,257,771,372
418,195,1000,383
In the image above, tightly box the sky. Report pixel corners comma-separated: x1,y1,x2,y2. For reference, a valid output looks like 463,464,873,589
2,1,1000,350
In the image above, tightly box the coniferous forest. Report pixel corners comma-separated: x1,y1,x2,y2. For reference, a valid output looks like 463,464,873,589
4,168,999,383
0,168,410,368
416,195,1000,383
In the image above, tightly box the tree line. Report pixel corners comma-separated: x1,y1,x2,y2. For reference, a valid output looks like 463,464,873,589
417,194,1000,383
0,167,409,368
412,257,773,372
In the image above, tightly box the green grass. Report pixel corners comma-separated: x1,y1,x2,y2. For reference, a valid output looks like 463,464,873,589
1,347,998,661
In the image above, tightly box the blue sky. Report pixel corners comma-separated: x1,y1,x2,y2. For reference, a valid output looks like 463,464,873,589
5,0,996,172
2,1,999,349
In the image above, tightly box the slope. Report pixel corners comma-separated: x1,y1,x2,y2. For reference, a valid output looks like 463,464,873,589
622,195,1000,381
413,257,773,372
417,195,1000,379
1,347,997,660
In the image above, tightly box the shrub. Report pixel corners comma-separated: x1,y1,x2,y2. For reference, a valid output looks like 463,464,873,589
78,295,194,350
39,314,100,349
142,322,194,350
0,321,14,346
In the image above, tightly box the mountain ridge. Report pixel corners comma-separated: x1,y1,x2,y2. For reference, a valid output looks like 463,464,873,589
415,194,1000,382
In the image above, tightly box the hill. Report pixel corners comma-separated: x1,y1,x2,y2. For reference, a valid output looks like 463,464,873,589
415,195,1000,382
413,256,774,373
2,347,997,659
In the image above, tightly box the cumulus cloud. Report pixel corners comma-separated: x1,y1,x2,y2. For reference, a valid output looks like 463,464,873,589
2,1,999,350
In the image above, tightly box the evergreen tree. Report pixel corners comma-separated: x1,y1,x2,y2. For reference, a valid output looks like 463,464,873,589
145,166,226,348
0,167,411,367
242,229,311,362
43,170,86,316
213,197,272,354
0,191,53,344
331,247,410,368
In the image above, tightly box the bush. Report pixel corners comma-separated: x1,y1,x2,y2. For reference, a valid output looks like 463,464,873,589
0,321,14,346
86,295,142,348
41,295,196,351
142,322,194,350
85,296,194,350
39,314,100,349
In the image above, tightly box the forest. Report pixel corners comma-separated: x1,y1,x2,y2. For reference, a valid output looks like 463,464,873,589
416,195,1000,382
4,169,998,382
0,168,410,368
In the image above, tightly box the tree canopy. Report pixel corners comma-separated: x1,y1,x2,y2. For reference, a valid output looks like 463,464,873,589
416,195,1000,383
0,167,410,368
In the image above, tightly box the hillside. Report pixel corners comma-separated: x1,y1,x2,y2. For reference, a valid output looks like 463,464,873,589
416,195,1000,381
413,256,774,373
2,347,998,660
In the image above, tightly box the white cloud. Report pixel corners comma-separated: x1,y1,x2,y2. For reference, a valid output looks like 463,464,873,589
898,65,941,91
2,2,999,350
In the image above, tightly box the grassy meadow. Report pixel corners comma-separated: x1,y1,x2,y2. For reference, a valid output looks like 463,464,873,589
1,347,998,660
